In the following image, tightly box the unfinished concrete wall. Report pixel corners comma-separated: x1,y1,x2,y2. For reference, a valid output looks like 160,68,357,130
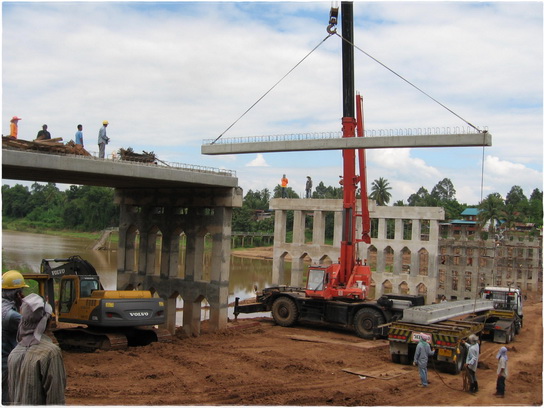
115,187,242,337
269,199,444,303
438,225,542,300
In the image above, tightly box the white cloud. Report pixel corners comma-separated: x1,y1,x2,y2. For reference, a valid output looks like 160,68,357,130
246,154,269,167
2,2,542,206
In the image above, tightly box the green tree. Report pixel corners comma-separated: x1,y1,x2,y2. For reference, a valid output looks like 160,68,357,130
313,181,342,199
478,193,505,232
431,178,456,201
244,189,271,210
505,185,527,207
2,184,32,218
501,203,521,229
527,188,543,227
369,177,392,206
407,187,430,206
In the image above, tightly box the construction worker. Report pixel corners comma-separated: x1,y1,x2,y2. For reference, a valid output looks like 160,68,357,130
9,116,21,139
462,334,480,394
98,120,110,159
305,176,313,198
413,333,435,387
281,174,288,198
2,270,28,405
36,124,51,140
8,293,66,405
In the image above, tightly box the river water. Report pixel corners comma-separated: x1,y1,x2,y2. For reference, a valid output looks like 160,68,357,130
1,230,290,321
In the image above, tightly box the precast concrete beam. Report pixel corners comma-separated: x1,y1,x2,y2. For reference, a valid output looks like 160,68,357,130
201,133,492,155
400,299,494,324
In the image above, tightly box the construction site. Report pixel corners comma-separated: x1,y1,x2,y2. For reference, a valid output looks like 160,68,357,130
4,2,542,406
61,292,542,406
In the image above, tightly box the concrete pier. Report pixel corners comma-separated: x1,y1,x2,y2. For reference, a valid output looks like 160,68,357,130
269,198,444,303
115,187,242,337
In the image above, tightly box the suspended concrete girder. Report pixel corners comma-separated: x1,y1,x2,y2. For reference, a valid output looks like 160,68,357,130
400,299,494,325
201,133,492,155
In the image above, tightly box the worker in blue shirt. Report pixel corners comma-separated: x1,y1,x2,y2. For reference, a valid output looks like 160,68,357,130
413,334,435,387
75,124,84,147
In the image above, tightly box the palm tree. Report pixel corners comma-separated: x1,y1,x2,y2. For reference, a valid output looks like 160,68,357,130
369,177,392,206
478,193,504,232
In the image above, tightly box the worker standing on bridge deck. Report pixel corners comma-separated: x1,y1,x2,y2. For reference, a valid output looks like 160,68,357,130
462,334,480,394
8,116,21,139
8,293,66,405
281,174,288,198
413,333,435,387
75,124,84,147
36,124,51,140
98,120,110,158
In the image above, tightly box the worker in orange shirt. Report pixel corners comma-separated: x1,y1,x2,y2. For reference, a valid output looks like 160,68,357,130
281,174,288,198
9,116,21,139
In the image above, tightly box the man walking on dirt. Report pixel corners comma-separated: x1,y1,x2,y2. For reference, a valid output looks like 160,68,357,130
462,334,480,394
413,333,434,387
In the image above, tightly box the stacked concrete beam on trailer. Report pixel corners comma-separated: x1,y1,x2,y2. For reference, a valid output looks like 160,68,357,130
400,299,494,325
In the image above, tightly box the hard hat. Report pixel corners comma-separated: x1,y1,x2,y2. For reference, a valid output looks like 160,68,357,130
102,120,109,125
2,270,29,289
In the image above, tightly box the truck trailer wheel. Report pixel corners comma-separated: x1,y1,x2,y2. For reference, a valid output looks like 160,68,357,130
353,308,385,339
271,297,299,327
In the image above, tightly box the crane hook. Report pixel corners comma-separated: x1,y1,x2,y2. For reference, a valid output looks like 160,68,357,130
327,6,339,34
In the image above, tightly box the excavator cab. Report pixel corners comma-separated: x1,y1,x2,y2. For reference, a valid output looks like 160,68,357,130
58,275,101,314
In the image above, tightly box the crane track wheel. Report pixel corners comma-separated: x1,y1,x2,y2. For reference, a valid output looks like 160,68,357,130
353,308,385,339
271,297,299,327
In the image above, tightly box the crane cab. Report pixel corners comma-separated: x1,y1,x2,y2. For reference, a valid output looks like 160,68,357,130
305,262,371,300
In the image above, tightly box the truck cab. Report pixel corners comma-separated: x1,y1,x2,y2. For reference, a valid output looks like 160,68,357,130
481,286,523,322
480,286,523,342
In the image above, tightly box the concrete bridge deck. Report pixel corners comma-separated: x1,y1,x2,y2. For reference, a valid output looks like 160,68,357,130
2,148,237,189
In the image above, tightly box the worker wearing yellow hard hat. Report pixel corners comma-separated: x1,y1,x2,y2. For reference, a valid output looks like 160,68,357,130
2,270,29,290
98,120,110,158
2,270,28,405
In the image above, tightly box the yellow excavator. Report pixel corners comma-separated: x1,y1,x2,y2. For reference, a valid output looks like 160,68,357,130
23,255,170,351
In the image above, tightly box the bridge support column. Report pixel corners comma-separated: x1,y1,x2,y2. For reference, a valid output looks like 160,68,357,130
115,187,242,338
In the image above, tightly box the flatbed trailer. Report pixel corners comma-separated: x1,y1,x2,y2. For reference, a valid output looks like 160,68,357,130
385,319,484,374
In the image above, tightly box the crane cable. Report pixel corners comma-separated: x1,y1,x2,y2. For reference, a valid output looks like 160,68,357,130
212,33,334,144
333,31,484,134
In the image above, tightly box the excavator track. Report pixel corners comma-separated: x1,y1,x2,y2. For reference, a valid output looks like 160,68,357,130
53,326,171,352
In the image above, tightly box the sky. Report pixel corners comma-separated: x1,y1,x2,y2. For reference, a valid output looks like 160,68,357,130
2,1,542,205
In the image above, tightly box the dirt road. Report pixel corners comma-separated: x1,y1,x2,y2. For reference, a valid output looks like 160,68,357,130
63,295,542,406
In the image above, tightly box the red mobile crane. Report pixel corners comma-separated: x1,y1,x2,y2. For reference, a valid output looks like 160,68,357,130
234,2,425,338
